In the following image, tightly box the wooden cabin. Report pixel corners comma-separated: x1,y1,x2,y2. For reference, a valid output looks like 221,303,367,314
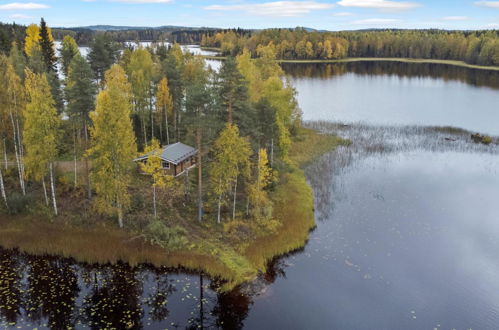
134,142,197,177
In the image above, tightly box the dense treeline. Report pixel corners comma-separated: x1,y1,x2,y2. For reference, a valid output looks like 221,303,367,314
0,19,301,253
1,21,252,48
202,28,499,66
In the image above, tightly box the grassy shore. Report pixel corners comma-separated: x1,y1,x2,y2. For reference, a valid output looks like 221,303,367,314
0,129,346,290
201,52,499,72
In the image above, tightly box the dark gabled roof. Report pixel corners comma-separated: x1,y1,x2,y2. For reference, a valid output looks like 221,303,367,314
134,142,197,165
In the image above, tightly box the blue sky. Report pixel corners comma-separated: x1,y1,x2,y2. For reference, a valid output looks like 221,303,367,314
1,0,499,30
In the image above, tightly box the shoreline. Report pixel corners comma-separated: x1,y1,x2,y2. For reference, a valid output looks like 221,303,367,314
201,51,499,72
0,128,347,291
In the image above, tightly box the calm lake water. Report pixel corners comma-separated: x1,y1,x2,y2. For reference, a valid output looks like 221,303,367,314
2,61,499,329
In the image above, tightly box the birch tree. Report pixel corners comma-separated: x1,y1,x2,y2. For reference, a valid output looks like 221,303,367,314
23,70,60,215
139,138,173,218
209,123,251,223
0,56,26,195
156,77,173,145
87,64,137,228
248,149,275,219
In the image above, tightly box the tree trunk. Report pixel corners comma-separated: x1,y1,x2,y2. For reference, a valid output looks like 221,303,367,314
228,100,233,124
9,111,25,195
232,176,238,221
42,177,49,206
73,127,78,187
153,184,157,218
151,106,154,141
197,128,203,222
49,163,58,216
84,123,92,199
3,139,7,170
173,107,177,142
165,106,170,145
117,198,124,228
270,138,274,168
142,115,147,147
0,168,7,208
217,193,222,224
246,196,250,216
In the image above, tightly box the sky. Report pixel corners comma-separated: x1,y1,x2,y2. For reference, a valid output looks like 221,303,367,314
1,0,499,30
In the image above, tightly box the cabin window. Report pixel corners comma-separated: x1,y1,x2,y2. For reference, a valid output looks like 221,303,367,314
162,161,170,169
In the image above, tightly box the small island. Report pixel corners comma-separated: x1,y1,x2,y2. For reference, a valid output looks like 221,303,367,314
0,19,347,290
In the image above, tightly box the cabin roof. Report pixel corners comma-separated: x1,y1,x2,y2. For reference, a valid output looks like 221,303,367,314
134,142,197,165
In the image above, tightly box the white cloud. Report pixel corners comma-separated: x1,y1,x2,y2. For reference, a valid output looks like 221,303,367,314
0,2,49,10
9,13,34,19
111,0,173,3
352,18,400,24
338,0,420,10
333,11,353,16
205,1,335,17
475,1,499,8
442,16,468,21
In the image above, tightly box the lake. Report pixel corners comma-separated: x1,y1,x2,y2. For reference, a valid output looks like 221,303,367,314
1,61,499,329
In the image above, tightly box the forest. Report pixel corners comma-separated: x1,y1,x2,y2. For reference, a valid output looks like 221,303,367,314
0,22,251,49
0,19,336,287
201,28,499,66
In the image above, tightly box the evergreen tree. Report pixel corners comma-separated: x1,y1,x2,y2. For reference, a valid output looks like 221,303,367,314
66,54,96,197
38,18,57,73
23,70,60,215
216,56,252,125
59,35,80,78
88,34,120,83
87,64,137,228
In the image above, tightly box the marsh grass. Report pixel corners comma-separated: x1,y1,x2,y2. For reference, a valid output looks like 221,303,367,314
0,128,344,290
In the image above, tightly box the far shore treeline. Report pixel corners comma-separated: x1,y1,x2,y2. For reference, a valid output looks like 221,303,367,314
202,28,499,67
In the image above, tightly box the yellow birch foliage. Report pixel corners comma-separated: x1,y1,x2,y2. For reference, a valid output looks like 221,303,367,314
140,138,173,189
156,77,173,117
24,24,41,57
23,70,60,181
87,65,137,219
248,148,275,219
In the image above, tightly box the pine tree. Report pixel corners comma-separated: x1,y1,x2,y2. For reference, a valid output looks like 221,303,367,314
66,54,96,197
217,56,253,128
59,35,80,78
87,64,137,228
88,34,120,83
38,18,57,73
23,70,60,215
156,77,173,145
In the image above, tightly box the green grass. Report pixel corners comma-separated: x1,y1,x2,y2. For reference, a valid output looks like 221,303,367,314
0,128,347,290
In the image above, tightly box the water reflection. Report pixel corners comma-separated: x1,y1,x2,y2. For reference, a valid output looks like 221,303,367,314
283,62,499,134
282,61,499,89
